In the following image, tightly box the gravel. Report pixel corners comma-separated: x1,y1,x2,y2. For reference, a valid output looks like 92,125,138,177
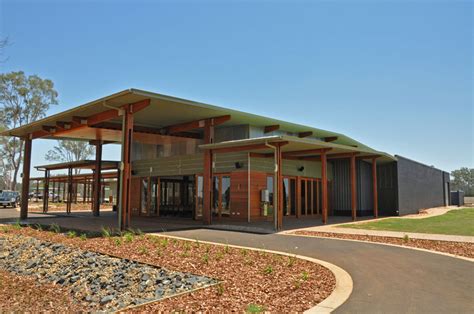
0,235,217,311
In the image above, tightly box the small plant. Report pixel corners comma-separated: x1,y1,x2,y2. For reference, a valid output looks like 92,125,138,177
80,233,87,241
101,226,112,238
287,255,296,267
114,237,122,246
246,304,265,313
263,265,273,275
66,230,77,238
194,239,200,247
160,238,169,248
155,248,162,257
202,253,209,264
12,220,22,230
123,231,134,243
133,228,144,236
244,258,253,266
293,279,301,290
139,245,148,255
171,238,178,245
241,249,248,257
215,251,224,261
301,271,309,281
403,234,410,243
224,244,230,254
183,242,191,252
205,244,211,253
216,283,225,296
49,223,60,233
34,224,43,231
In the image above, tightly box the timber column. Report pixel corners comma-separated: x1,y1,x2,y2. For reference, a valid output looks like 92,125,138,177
321,151,328,224
119,105,134,230
276,144,283,230
202,119,214,225
92,142,102,216
20,135,32,220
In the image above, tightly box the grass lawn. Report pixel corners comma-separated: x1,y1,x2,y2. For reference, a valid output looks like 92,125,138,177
341,207,474,236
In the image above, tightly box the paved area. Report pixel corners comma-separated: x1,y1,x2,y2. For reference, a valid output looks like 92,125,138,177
283,225,474,243
160,229,474,314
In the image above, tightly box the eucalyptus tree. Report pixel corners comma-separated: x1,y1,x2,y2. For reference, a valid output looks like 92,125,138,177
0,71,58,190
45,140,95,174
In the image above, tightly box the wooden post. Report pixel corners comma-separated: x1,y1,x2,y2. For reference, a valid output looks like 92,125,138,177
93,142,102,216
321,152,328,224
372,157,378,218
43,170,49,213
115,169,120,211
119,106,133,230
202,120,214,225
20,136,32,220
35,179,39,202
350,154,357,221
276,144,283,230
296,176,301,218
83,178,87,203
52,180,56,203
67,167,72,214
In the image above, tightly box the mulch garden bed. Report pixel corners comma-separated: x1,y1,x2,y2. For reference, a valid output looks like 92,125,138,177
0,225,336,312
0,270,85,312
292,231,474,259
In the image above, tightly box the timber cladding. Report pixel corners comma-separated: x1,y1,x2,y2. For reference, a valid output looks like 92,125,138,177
131,152,248,177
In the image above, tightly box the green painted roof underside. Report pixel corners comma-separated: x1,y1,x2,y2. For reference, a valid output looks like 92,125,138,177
1,88,393,160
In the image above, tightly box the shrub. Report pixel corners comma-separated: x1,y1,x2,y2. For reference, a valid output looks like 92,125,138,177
12,220,22,230
403,234,410,243
301,271,309,281
123,231,134,243
80,233,87,241
139,246,148,255
114,237,122,246
49,223,60,233
101,226,112,238
34,224,43,231
263,265,273,275
202,253,209,264
246,304,265,313
66,230,77,238
287,255,296,267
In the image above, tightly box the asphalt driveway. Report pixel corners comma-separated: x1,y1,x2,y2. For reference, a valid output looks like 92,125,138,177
162,229,474,314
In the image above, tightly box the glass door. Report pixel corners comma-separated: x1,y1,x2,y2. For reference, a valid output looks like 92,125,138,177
213,174,231,219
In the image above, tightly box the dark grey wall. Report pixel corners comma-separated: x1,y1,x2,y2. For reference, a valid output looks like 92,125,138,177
396,155,450,215
330,159,373,216
377,162,398,216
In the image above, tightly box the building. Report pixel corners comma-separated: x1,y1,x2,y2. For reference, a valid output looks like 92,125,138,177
0,89,450,230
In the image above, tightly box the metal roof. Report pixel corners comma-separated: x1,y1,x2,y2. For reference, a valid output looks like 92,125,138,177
35,160,119,171
1,88,390,156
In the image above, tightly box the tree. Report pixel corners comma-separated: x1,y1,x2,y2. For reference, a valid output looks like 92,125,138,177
451,167,474,196
0,37,8,63
0,71,58,190
45,140,95,174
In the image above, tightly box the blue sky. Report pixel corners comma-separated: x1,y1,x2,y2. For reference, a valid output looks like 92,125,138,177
1,0,472,177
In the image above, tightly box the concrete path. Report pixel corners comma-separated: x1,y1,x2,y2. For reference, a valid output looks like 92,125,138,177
162,229,474,314
282,226,474,243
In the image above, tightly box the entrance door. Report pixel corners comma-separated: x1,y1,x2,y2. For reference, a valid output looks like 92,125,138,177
283,177,296,216
159,176,195,217
213,174,231,219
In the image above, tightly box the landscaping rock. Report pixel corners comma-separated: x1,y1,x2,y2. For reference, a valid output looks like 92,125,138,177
0,235,217,311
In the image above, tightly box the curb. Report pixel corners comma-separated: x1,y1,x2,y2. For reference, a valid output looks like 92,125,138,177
283,233,474,263
150,233,353,313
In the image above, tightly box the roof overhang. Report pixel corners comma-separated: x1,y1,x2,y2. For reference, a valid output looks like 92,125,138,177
35,160,120,171
200,135,396,163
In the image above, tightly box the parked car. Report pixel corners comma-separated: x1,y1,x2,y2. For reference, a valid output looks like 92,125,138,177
0,190,20,208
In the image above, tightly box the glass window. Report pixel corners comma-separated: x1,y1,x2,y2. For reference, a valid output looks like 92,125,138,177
221,176,231,216
196,176,203,217
141,178,148,214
